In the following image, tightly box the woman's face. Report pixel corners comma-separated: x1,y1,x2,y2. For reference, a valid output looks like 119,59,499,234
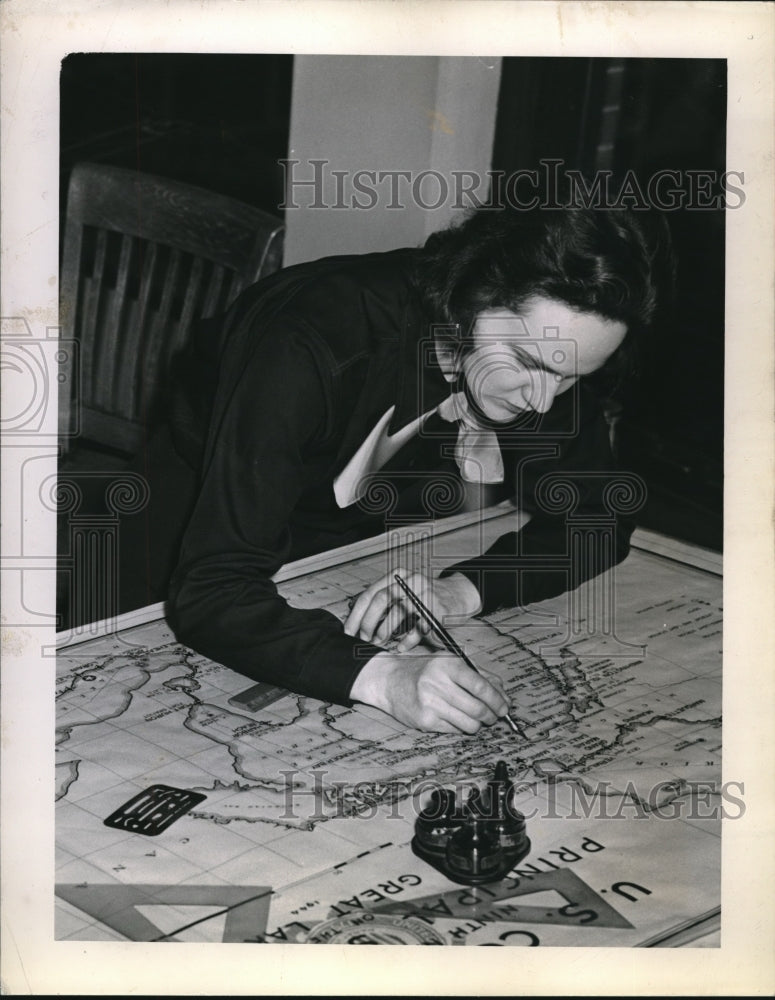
461,297,627,422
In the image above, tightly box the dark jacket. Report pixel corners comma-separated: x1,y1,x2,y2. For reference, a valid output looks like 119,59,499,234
167,248,633,705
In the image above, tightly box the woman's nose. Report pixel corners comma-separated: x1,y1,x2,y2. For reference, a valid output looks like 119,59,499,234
524,370,560,412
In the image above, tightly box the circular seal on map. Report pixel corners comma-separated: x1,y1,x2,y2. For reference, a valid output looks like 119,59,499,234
306,912,445,945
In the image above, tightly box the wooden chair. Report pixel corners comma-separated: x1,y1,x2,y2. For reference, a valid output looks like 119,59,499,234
59,162,284,456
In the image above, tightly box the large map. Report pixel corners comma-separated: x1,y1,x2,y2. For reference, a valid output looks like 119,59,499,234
55,511,724,946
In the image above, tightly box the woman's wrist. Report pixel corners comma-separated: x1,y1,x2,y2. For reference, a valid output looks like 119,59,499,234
349,650,397,712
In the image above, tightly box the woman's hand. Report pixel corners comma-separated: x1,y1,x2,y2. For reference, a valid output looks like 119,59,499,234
349,649,509,734
344,569,482,651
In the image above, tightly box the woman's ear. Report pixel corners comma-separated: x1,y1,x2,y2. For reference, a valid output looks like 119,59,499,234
433,330,463,383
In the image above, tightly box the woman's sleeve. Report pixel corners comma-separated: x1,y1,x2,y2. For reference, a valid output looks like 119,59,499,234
443,405,636,614
167,322,383,705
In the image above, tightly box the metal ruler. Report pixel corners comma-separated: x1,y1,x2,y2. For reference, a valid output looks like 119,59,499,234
228,681,290,713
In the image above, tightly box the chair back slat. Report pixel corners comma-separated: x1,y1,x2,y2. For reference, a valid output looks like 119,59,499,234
223,268,245,309
137,249,191,426
126,239,162,426
76,229,109,412
157,246,184,327
156,248,188,375
202,263,227,320
176,255,206,350
99,234,135,415
60,163,285,455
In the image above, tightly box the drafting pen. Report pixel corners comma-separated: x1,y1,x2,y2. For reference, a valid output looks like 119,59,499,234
393,574,522,735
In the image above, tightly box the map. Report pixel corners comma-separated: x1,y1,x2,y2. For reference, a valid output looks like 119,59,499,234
55,511,723,945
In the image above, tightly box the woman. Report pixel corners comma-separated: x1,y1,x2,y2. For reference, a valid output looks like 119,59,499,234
167,202,672,734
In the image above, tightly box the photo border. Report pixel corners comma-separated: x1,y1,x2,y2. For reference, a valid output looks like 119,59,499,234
2,1,773,994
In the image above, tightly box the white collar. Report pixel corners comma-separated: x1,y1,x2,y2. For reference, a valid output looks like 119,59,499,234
333,393,504,509
333,404,430,508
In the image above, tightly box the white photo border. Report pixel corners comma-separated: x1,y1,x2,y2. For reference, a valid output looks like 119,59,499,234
1,1,773,994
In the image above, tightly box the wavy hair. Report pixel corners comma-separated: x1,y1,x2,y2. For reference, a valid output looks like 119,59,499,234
412,199,675,389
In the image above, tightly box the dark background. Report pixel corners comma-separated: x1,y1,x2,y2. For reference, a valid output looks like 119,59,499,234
60,53,294,223
60,53,725,553
492,57,725,552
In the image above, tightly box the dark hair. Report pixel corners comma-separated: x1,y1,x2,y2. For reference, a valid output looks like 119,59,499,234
412,201,674,389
